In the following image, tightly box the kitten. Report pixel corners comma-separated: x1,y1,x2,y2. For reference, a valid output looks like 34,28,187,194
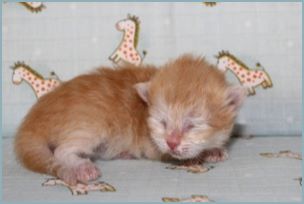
14,55,246,185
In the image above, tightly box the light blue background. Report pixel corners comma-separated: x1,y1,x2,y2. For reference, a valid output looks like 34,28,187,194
2,2,302,137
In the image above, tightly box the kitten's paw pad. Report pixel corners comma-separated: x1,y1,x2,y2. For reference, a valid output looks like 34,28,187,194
202,148,228,163
75,162,101,183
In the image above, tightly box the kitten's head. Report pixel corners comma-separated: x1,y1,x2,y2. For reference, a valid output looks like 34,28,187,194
135,55,246,160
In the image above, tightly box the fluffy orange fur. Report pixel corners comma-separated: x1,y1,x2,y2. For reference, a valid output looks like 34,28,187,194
14,55,246,185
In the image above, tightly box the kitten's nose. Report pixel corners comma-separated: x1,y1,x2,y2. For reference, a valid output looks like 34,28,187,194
166,139,180,150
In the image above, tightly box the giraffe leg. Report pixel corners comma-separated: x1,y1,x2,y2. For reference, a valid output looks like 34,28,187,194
112,54,121,63
261,72,273,88
247,87,256,95
265,77,273,88
261,82,267,89
109,53,119,62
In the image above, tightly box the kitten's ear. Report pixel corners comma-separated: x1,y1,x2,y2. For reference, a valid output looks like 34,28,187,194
225,86,247,111
134,82,150,103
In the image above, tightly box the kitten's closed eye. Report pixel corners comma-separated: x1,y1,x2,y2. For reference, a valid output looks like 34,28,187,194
183,122,194,132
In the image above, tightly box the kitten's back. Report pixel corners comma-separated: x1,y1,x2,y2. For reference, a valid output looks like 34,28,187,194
14,64,158,174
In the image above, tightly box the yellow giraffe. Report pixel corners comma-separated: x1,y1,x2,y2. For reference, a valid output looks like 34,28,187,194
11,62,61,98
20,2,45,13
216,51,273,95
109,14,146,66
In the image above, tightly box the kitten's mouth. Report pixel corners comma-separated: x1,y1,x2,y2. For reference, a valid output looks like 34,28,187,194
169,149,199,160
169,150,188,159
170,150,181,156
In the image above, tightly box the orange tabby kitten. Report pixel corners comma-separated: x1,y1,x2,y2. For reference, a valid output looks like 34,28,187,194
14,55,246,185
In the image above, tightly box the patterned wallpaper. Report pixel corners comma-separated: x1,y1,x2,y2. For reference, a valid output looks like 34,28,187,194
2,2,302,136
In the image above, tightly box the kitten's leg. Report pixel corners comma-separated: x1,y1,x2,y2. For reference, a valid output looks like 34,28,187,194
200,148,228,163
53,135,102,185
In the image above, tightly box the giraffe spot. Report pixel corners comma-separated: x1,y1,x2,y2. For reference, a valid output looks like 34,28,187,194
42,81,45,85
29,77,32,80
253,75,257,78
241,74,245,78
123,51,127,54
236,72,240,75
247,78,251,82
126,34,130,38
247,72,251,75
129,47,132,51
124,44,127,48
130,53,133,57
129,40,132,43
41,88,45,91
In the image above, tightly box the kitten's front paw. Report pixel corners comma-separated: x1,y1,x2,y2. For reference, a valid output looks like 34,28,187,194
201,148,228,163
57,162,101,185
75,162,101,183
56,167,78,186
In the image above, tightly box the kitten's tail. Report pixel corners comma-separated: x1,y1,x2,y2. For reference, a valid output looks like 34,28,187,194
14,132,56,176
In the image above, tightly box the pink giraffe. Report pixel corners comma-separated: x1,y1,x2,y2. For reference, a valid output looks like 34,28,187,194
216,51,273,95
109,14,145,66
11,62,61,98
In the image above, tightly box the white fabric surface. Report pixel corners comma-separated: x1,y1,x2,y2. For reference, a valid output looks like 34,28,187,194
3,136,302,202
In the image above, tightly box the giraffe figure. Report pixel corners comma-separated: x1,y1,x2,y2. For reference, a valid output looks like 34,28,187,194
162,195,212,202
20,2,45,13
109,14,146,66
216,51,273,95
42,178,116,195
11,62,61,98
203,2,217,7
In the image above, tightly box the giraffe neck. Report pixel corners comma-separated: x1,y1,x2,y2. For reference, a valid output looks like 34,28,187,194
123,27,135,45
226,59,245,76
20,68,42,90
